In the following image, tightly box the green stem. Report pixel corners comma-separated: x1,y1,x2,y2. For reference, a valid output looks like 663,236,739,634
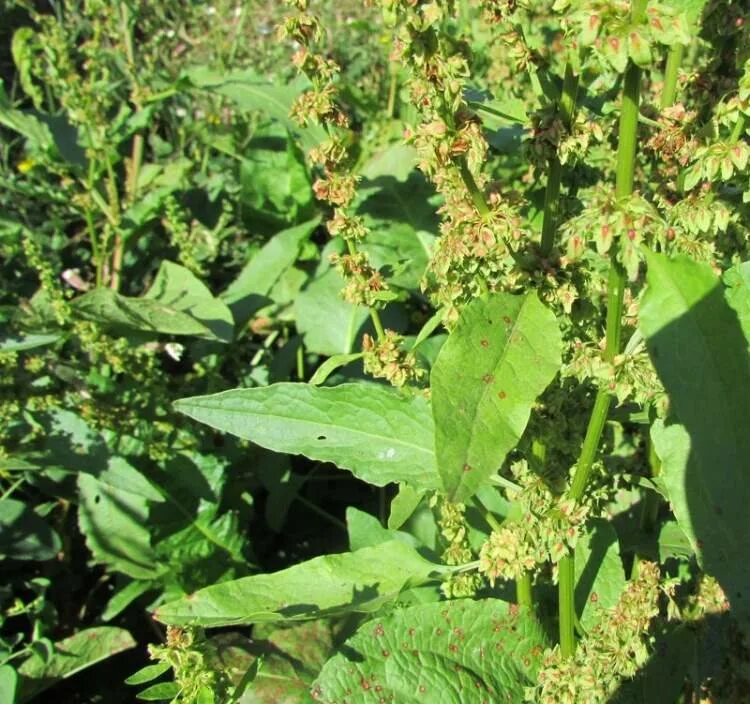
558,0,648,658
540,64,579,258
516,572,533,609
558,555,576,656
459,158,490,218
387,68,398,119
660,44,683,110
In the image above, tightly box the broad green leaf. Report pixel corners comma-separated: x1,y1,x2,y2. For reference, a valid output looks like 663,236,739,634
294,248,369,356
203,625,333,704
125,662,171,686
0,665,17,704
431,292,562,501
150,453,249,595
465,87,529,125
388,484,424,530
143,261,234,342
174,383,440,490
360,144,418,182
313,599,546,704
184,67,326,152
574,519,626,630
77,458,165,580
0,498,61,561
658,520,693,561
357,157,438,292
0,81,54,153
154,541,438,627
0,333,60,352
222,219,319,329
723,260,750,344
238,128,313,232
74,261,233,342
641,252,750,636
16,627,136,702
346,507,418,552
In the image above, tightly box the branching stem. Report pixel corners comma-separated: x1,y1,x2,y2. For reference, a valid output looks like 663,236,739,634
558,0,648,658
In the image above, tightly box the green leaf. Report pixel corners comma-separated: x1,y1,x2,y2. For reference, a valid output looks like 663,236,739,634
641,252,750,637
658,520,693,561
16,627,136,702
346,507,418,552
388,484,424,530
0,498,61,561
0,665,17,704
309,353,363,386
205,624,333,704
136,682,181,701
294,249,369,356
238,128,313,232
0,81,54,154
313,599,546,704
150,453,249,594
77,458,166,580
222,219,319,329
101,579,156,621
574,519,626,630
184,67,326,152
723,260,750,344
0,333,60,352
174,383,440,491
154,541,438,627
125,662,172,686
74,262,234,342
431,292,562,501
357,158,438,292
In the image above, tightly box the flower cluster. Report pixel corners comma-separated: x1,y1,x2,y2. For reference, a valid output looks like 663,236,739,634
525,106,605,170
434,497,482,598
478,461,589,584
560,186,669,280
280,0,393,310
146,626,233,704
377,0,529,317
528,561,661,703
361,330,425,387
564,336,665,410
554,0,690,73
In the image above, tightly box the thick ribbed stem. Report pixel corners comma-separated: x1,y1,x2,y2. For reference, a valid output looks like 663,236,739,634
558,0,648,658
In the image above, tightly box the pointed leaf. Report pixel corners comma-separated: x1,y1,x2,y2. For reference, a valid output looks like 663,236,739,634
16,627,135,702
574,519,626,630
431,292,561,501
74,262,233,342
313,599,546,704
154,541,438,627
174,383,440,490
641,252,750,637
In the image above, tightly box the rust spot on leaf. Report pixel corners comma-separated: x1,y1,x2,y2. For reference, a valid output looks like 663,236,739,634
482,373,494,384
480,338,489,348
498,391,507,399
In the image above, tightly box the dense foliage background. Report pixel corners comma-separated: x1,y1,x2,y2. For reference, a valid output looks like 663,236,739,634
1,0,749,702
